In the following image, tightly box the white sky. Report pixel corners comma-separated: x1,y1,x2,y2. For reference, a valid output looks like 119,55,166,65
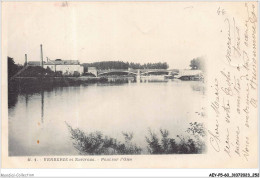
4,2,214,69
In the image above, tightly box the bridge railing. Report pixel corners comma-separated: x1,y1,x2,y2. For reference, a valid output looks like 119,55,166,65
96,69,179,77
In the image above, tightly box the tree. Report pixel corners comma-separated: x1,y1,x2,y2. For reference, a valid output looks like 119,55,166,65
189,57,205,71
82,61,169,70
8,57,22,79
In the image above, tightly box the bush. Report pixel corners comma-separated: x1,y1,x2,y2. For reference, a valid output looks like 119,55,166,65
145,122,206,154
185,122,206,153
82,72,96,77
66,123,142,155
145,129,163,154
73,71,80,77
18,66,56,77
8,57,23,79
146,129,179,154
66,122,205,155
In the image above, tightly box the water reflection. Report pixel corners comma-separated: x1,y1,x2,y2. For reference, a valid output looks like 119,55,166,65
190,82,206,95
8,92,18,109
25,93,29,108
8,76,206,156
41,91,44,123
107,76,171,84
107,77,135,84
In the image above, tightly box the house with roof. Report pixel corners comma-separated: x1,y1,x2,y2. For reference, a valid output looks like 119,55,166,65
26,59,84,76
43,59,84,76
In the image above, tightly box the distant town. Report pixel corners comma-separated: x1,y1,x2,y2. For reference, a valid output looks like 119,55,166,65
8,44,205,82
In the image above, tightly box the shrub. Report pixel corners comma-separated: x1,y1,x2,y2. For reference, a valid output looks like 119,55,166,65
145,122,206,154
66,122,205,155
185,122,206,153
73,71,80,77
18,66,56,77
145,129,163,154
66,122,142,155
146,129,179,154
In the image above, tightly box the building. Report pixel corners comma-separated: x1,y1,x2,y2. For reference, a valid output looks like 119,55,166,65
26,59,84,76
87,67,98,76
177,69,203,77
175,69,203,81
27,61,42,66
43,59,84,76
25,45,83,76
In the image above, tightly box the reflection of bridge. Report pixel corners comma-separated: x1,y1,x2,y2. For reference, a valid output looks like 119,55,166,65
92,69,178,77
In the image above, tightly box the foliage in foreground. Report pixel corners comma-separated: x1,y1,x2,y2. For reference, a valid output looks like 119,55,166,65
66,122,206,155
146,122,206,154
66,122,142,155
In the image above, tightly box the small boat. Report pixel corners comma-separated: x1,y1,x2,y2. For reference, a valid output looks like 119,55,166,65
178,75,203,81
164,75,175,79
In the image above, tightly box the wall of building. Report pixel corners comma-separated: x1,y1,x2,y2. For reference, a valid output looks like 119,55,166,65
178,69,202,76
88,67,98,76
44,65,84,75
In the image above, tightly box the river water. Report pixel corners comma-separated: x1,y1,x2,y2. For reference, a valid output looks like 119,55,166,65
8,77,206,156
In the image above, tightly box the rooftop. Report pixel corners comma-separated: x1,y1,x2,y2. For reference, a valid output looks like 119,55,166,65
45,59,80,65
27,61,43,66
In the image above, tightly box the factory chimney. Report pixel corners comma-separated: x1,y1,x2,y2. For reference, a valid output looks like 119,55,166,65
40,44,43,67
24,54,27,66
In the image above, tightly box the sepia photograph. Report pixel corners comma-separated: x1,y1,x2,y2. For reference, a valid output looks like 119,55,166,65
8,54,206,156
1,1,258,172
7,2,206,156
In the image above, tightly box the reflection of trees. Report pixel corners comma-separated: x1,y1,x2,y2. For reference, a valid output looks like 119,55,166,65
106,77,171,84
41,91,44,123
190,83,205,95
8,92,18,108
108,78,131,84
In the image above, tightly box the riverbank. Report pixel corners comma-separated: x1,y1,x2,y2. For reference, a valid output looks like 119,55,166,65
8,76,108,93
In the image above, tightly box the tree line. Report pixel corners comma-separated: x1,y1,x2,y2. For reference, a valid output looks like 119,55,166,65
82,61,169,71
8,56,205,78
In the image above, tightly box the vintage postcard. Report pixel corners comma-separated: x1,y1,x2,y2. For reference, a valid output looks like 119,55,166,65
1,1,258,169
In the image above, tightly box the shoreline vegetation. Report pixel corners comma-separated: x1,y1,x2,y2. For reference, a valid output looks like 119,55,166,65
66,122,206,155
7,57,206,97
82,61,169,70
9,76,108,92
8,57,206,89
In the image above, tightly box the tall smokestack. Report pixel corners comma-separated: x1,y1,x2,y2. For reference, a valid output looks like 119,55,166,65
40,44,43,67
25,54,27,66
